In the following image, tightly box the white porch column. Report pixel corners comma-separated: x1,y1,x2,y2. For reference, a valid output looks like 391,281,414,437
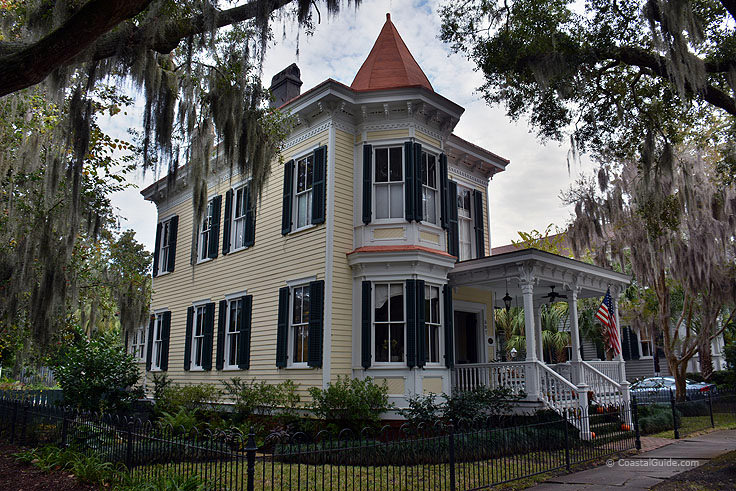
534,301,544,362
613,289,632,422
521,279,539,400
568,288,583,385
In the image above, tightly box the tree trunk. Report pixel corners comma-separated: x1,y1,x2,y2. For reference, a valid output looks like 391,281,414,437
675,363,688,401
698,335,714,380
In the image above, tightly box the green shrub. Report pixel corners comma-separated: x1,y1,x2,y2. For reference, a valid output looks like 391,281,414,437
123,473,207,490
154,382,220,416
15,446,121,485
308,376,391,431
222,378,300,424
51,326,142,413
400,393,444,429
638,404,680,434
159,408,199,433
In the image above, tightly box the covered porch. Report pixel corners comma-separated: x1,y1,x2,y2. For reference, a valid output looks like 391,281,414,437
448,249,631,428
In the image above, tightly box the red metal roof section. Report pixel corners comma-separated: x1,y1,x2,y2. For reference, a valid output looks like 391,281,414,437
347,245,455,258
351,13,433,93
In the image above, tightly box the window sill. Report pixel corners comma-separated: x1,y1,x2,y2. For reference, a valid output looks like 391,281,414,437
189,367,205,372
365,364,409,370
156,271,171,278
227,245,250,256
289,224,317,236
222,367,242,371
638,356,653,360
371,219,407,225
196,257,213,265
149,368,163,372
285,364,313,370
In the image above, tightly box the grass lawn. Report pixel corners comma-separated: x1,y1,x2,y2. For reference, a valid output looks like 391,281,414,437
650,413,736,439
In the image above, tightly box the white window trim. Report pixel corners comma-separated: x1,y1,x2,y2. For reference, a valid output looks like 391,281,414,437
638,334,654,360
292,154,314,233
157,217,174,276
224,297,242,370
190,304,208,371
372,145,405,223
372,282,407,366
229,181,252,253
456,183,477,262
423,283,444,366
421,151,440,226
197,197,216,264
150,314,164,371
287,280,313,369
130,326,146,361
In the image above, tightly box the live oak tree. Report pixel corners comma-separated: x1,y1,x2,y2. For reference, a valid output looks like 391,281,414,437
439,0,736,171
0,0,359,348
564,147,736,399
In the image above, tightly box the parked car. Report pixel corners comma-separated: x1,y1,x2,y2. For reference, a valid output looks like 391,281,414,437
630,376,716,403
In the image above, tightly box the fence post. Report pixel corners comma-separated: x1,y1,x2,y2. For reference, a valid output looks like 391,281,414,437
449,424,456,491
246,428,257,491
126,423,134,470
708,390,715,428
632,397,641,451
563,410,571,472
669,388,679,440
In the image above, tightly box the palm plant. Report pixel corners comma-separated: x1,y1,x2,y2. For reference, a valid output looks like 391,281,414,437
494,307,525,360
540,303,571,363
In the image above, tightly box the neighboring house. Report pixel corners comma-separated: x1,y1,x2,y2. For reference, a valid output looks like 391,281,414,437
132,15,632,423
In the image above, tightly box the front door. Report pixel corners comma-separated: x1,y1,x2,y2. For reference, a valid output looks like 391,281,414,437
454,310,481,364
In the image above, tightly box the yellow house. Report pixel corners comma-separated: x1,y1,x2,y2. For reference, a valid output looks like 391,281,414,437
137,14,631,419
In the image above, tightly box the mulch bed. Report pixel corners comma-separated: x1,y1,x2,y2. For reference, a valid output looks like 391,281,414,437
0,445,98,491
652,449,736,490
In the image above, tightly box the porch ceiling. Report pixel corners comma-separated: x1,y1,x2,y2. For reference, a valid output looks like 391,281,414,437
448,248,630,305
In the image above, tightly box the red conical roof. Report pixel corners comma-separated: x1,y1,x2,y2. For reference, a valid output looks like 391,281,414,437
351,13,433,92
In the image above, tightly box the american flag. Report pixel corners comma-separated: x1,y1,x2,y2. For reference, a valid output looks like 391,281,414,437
596,288,621,356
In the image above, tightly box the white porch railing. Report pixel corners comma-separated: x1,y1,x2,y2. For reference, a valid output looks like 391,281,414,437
580,360,625,407
452,362,529,395
586,361,622,383
536,362,580,413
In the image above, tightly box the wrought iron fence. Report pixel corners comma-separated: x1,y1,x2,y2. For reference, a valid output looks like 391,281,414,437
0,394,640,490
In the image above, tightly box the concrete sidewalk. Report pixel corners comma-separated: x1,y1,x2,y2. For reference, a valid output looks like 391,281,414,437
530,429,736,490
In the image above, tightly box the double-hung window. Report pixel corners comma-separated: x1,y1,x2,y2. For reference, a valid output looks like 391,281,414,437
424,284,441,364
374,147,404,220
225,298,242,368
130,327,146,361
232,186,248,250
421,152,438,224
641,339,653,357
151,314,164,370
374,283,405,363
290,285,310,365
191,305,206,369
457,186,474,261
198,199,215,261
295,155,314,229
158,220,171,274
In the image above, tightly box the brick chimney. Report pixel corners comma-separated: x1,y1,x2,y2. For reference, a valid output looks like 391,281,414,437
269,63,302,108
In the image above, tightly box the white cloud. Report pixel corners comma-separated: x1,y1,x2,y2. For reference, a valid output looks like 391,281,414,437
100,0,594,252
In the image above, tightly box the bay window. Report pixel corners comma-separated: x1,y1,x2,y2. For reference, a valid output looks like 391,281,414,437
374,283,405,363
374,147,404,220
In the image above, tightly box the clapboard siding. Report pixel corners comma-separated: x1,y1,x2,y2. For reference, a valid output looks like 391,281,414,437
149,130,330,394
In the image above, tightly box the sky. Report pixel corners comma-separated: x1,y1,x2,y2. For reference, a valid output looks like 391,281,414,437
100,0,596,252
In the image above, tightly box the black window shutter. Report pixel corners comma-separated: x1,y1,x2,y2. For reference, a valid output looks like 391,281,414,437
184,306,194,370
473,190,485,258
404,142,415,222
202,302,215,370
124,330,129,352
447,180,459,259
160,311,171,371
622,327,631,361
414,143,423,222
238,295,253,369
406,279,417,368
152,223,162,277
443,285,454,368
281,160,294,235
276,287,290,367
361,281,372,369
439,153,448,230
146,315,155,371
244,184,256,247
630,328,640,360
416,279,426,368
222,190,233,255
167,216,178,272
208,196,221,259
362,145,372,224
308,280,325,367
311,146,327,225
216,300,227,370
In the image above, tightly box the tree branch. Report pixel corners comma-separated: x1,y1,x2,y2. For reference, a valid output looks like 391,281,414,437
720,0,736,23
0,0,295,97
0,0,153,97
